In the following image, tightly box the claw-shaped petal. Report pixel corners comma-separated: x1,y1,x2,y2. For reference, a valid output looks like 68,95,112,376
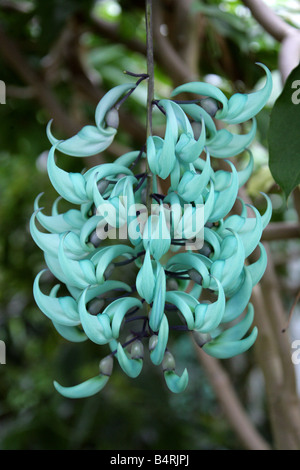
164,369,189,394
222,267,253,322
30,210,61,258
47,144,88,204
142,205,171,261
52,322,87,343
171,82,228,116
236,205,263,257
218,303,255,342
202,326,258,359
247,242,267,286
47,122,115,157
194,278,225,332
78,288,112,345
115,150,145,167
58,234,96,288
103,297,143,338
136,247,156,303
94,83,134,131
175,115,206,164
34,194,85,234
33,270,80,326
218,63,272,123
261,192,272,229
84,162,133,199
176,152,211,202
116,343,143,378
92,244,135,284
47,83,135,157
165,291,197,330
149,315,169,365
166,252,210,288
237,151,254,187
147,99,179,179
207,119,257,158
54,374,109,398
179,102,217,138
149,265,166,332
210,231,245,290
208,161,239,222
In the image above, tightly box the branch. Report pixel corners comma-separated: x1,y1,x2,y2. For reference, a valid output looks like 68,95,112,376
152,1,197,86
260,243,298,391
89,8,195,88
241,0,300,82
89,15,146,56
279,33,300,83
145,0,154,215
238,186,300,449
238,187,297,391
6,85,35,99
241,0,296,42
0,24,80,138
261,221,300,241
40,17,148,151
0,0,32,13
251,280,300,449
0,22,130,163
90,2,197,86
194,343,271,450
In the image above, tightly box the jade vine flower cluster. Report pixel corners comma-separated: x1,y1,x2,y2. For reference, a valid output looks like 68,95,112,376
31,64,272,398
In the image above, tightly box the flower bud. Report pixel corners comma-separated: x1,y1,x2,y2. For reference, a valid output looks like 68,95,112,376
104,263,115,280
191,121,203,140
87,298,105,315
149,334,158,352
89,230,103,248
105,108,119,129
188,269,203,285
192,331,211,348
99,355,114,376
125,334,135,353
166,279,179,291
199,97,219,117
162,351,176,372
198,242,213,258
131,339,144,360
97,179,110,194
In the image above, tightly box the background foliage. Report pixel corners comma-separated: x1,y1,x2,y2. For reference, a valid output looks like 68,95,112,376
0,0,299,450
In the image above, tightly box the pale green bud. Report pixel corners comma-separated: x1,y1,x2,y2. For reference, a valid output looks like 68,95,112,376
99,355,114,376
131,339,144,360
162,351,176,372
105,108,119,129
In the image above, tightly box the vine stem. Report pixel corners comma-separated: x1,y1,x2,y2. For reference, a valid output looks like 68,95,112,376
145,0,154,214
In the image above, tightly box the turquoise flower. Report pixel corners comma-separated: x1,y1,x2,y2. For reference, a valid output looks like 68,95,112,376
47,83,135,157
31,69,272,398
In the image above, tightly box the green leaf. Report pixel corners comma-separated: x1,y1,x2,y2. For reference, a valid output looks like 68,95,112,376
268,63,300,199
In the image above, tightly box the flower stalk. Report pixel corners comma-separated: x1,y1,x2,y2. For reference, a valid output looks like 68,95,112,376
145,0,154,215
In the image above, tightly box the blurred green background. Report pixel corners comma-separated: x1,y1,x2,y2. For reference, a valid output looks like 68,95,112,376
0,0,299,450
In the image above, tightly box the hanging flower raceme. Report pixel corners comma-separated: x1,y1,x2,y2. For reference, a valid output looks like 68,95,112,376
31,66,272,398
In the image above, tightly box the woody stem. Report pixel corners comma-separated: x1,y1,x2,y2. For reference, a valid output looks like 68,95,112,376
145,0,154,215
